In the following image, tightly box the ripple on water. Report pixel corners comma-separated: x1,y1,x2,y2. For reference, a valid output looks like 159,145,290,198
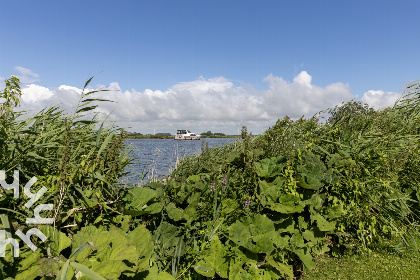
120,138,238,185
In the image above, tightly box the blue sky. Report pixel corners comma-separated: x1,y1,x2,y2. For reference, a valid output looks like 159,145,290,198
1,0,419,134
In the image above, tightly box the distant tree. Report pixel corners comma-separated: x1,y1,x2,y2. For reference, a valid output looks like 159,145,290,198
127,132,143,136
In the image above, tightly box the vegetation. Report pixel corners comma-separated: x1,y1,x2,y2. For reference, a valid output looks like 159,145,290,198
0,75,419,279
200,131,238,138
126,132,173,139
303,250,420,279
125,131,238,139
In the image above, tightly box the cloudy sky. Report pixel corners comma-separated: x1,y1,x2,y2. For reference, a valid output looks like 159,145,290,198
1,0,419,135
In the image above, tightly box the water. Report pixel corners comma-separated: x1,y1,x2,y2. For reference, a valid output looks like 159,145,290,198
121,138,239,185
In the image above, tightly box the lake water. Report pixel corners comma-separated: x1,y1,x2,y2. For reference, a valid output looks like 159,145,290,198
121,138,239,185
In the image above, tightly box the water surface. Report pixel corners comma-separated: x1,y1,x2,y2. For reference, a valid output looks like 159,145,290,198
122,138,238,185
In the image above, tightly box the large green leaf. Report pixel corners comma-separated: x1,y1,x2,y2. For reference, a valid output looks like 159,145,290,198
258,177,286,204
265,194,305,214
127,225,153,272
124,187,158,210
193,236,229,278
71,226,139,279
297,152,326,190
228,214,275,253
310,211,336,232
256,156,287,178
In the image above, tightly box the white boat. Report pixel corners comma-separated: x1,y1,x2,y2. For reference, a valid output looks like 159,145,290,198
174,129,201,140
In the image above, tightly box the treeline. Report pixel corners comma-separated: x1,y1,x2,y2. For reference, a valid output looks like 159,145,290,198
200,131,238,138
126,132,173,139
126,131,239,139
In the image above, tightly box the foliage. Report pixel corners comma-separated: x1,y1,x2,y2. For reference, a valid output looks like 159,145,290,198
0,76,133,279
1,75,419,279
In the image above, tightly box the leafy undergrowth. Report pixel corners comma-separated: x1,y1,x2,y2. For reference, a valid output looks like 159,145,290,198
1,76,420,279
302,250,420,280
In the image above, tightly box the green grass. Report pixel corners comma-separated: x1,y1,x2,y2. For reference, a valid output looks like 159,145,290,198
302,250,420,280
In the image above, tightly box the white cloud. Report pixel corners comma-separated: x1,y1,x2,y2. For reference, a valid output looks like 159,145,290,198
293,71,313,89
15,71,366,134
361,90,401,109
58,85,83,94
262,72,353,120
14,66,40,83
22,84,54,103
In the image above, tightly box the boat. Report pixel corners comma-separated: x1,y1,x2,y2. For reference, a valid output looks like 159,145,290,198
174,129,201,140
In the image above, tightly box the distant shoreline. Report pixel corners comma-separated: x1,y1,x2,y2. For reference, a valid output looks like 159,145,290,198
126,135,239,139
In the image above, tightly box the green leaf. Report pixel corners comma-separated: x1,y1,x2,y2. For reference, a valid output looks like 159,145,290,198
72,226,139,279
144,265,176,280
266,194,305,214
76,105,98,114
228,214,275,253
166,203,186,222
95,123,104,147
266,255,294,280
26,151,49,160
311,211,336,231
221,198,239,217
192,265,213,277
297,152,326,190
127,225,153,272
273,233,290,248
259,177,286,204
55,260,70,280
69,241,94,260
83,76,94,89
256,156,287,178
186,174,201,183
125,187,158,210
51,230,72,256
15,249,41,280
96,131,114,158
291,247,316,270
70,262,106,280
82,98,114,103
194,236,229,278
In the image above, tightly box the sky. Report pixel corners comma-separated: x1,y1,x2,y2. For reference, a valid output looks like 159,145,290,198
1,0,419,135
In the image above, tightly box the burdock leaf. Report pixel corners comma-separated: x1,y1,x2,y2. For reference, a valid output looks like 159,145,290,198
194,236,229,278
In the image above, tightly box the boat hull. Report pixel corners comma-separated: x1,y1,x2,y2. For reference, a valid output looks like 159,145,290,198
174,135,201,140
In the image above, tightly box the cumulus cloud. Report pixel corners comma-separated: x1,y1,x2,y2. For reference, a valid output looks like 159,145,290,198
14,66,40,83
361,90,401,109
22,84,54,103
16,71,390,134
262,71,353,120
